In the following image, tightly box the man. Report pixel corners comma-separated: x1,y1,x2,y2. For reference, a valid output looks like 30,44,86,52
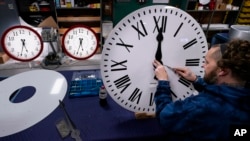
153,39,250,140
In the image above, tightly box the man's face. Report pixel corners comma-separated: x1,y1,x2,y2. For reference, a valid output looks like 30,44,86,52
203,47,219,84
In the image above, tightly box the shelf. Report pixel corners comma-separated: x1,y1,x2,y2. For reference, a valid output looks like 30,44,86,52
57,16,101,22
187,10,239,12
201,24,230,31
58,27,101,35
56,7,100,10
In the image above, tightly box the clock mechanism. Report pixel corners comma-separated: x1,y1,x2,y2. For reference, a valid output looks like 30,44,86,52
1,25,43,62
62,25,98,60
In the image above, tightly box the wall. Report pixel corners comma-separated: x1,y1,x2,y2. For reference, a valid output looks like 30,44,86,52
112,0,186,25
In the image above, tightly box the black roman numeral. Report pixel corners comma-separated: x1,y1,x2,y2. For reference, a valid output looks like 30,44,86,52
131,20,148,40
128,88,142,104
173,22,183,37
185,59,200,66
178,77,191,87
111,60,127,71
153,16,167,33
116,38,133,53
183,38,197,50
149,92,154,106
170,90,177,98
114,75,131,93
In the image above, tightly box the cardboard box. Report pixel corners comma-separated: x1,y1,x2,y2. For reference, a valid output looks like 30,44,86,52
0,52,10,64
216,3,226,10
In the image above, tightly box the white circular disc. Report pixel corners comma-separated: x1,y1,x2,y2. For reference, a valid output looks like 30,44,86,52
0,70,68,137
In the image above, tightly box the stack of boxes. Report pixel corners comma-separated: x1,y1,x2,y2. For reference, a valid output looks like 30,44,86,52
238,0,250,25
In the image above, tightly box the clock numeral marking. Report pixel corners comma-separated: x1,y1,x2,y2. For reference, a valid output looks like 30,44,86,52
131,20,148,40
79,28,84,33
13,31,18,36
10,48,14,52
185,58,200,66
178,77,191,87
153,16,167,33
31,51,35,56
73,30,77,35
173,22,183,37
170,90,177,98
111,60,127,71
128,88,142,104
114,75,131,93
68,35,73,40
183,38,197,50
35,47,39,51
149,92,154,106
116,38,133,53
18,29,25,35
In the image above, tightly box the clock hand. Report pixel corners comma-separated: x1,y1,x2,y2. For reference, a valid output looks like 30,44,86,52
21,39,28,53
20,39,25,56
154,27,164,80
163,65,175,72
59,100,82,141
155,27,163,64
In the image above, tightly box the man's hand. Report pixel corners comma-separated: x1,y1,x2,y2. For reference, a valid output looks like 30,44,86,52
153,60,168,81
174,67,197,82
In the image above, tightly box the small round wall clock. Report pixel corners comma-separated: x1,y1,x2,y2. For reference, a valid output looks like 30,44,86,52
100,5,208,114
62,25,98,60
1,25,43,62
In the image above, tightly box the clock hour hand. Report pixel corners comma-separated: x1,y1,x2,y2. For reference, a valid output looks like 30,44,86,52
155,27,163,65
154,27,164,80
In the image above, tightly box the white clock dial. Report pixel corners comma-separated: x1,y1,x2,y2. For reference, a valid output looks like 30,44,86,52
1,25,43,62
62,25,98,60
101,5,208,113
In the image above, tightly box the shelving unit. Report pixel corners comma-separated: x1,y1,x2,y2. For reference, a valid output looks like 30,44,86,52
56,7,101,36
185,0,245,41
237,0,250,25
15,0,57,26
56,0,102,52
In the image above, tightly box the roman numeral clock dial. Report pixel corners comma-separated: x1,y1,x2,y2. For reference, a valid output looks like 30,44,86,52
62,25,98,60
101,5,208,114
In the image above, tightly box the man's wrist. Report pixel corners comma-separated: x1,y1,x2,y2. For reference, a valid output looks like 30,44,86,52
192,75,198,82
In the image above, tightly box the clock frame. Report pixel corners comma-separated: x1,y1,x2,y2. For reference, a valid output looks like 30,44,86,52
62,25,98,60
1,25,43,62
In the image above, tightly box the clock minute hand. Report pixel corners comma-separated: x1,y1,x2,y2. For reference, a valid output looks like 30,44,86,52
155,27,163,65
20,39,26,56
76,38,82,55
154,27,164,80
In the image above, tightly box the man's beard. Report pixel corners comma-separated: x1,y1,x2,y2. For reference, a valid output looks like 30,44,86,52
204,69,218,84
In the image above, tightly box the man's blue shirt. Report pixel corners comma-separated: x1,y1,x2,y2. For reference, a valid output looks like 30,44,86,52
154,77,250,140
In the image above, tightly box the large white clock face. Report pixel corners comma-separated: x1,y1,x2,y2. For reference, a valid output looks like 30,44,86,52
62,25,98,60
1,25,43,62
101,5,208,113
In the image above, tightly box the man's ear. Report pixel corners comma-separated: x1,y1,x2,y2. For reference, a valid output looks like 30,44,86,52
218,68,230,76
